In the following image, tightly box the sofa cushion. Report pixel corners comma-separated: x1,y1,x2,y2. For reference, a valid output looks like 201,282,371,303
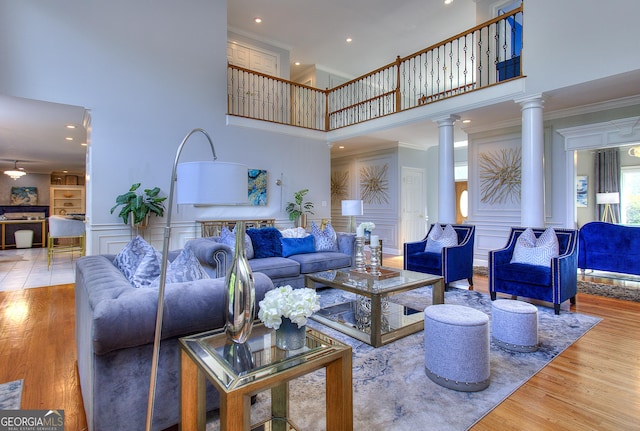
287,251,352,274
311,221,338,252
247,227,283,258
248,256,300,280
113,236,162,288
219,226,254,259
281,235,315,258
511,227,559,267
425,224,458,253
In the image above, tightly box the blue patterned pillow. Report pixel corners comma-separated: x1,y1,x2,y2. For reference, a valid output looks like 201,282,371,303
247,227,283,258
219,226,255,259
424,224,458,253
511,227,559,267
113,236,162,288
311,221,338,252
151,245,210,286
281,235,315,257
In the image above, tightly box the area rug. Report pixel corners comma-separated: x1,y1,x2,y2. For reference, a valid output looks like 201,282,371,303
0,379,23,410
206,288,601,431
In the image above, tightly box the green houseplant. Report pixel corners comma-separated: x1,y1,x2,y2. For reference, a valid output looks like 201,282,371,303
110,183,167,226
285,188,314,228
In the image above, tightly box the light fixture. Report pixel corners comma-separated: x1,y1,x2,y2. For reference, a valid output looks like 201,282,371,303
342,199,363,233
444,0,454,4
596,192,620,223
628,145,640,157
346,37,353,43
254,17,262,23
145,128,247,431
4,161,26,180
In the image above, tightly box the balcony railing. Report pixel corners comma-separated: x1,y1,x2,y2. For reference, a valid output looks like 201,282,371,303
228,7,523,132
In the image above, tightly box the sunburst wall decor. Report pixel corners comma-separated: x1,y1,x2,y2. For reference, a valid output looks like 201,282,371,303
360,163,389,205
331,170,349,204
479,147,521,204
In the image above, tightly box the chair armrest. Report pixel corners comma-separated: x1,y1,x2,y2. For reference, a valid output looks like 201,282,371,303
336,232,355,257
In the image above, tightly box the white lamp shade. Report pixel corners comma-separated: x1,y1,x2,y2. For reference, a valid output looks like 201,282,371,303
341,199,363,216
176,161,247,205
596,192,619,205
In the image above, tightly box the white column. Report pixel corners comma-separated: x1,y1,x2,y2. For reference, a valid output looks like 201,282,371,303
436,115,459,224
518,95,545,228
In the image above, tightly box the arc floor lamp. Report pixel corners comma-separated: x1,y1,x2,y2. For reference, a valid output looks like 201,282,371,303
145,128,247,431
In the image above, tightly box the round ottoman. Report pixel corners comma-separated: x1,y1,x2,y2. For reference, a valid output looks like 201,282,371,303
491,299,539,352
424,304,490,392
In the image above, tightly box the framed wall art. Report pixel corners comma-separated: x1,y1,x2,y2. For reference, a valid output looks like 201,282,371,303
248,169,267,206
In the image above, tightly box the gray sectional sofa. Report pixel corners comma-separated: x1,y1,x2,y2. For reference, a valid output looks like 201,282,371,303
75,251,275,431
188,229,356,288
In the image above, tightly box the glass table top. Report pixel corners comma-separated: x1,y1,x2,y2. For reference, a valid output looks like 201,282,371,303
180,323,349,391
306,267,442,294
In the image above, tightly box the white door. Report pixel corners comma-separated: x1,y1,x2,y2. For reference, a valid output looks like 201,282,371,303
401,167,427,245
227,42,282,121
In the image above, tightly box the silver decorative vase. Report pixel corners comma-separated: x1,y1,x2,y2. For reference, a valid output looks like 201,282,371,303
275,317,307,350
224,222,255,343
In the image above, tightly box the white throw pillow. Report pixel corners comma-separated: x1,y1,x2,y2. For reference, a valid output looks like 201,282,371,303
424,224,458,253
280,227,309,238
511,227,559,267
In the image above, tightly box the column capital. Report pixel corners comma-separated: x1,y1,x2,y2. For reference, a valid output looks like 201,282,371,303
434,114,460,127
515,94,545,110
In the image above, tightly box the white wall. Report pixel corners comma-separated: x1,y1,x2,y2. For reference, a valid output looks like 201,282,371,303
0,0,331,254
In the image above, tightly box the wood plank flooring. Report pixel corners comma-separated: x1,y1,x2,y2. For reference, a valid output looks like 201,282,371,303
0,258,639,431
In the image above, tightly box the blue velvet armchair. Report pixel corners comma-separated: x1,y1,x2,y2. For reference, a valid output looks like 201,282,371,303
404,224,475,288
489,227,578,315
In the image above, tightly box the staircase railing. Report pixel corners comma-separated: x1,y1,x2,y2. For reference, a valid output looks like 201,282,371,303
227,7,523,132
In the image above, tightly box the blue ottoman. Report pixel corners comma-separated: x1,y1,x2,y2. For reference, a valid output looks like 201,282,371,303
424,304,490,392
491,299,538,352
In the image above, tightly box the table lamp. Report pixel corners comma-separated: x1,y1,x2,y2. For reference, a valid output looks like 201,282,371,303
341,199,363,233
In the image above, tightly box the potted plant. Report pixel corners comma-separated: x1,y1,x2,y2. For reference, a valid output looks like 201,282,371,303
110,183,167,227
285,188,314,228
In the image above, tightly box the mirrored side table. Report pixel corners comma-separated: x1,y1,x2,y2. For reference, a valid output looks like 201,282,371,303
179,323,353,431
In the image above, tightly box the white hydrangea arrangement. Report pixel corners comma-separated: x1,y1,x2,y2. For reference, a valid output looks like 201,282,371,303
258,285,321,329
359,222,376,231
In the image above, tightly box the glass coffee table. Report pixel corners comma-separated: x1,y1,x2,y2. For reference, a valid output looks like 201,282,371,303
305,268,444,347
179,323,353,431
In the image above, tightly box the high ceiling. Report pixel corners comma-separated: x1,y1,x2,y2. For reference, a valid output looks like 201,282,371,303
2,0,639,175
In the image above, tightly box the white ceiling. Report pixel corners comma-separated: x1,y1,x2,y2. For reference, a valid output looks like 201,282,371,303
2,0,640,175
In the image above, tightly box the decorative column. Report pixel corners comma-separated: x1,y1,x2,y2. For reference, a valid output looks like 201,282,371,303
436,115,459,224
518,95,545,228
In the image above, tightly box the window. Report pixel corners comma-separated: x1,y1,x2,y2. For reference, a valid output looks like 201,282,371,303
621,167,640,225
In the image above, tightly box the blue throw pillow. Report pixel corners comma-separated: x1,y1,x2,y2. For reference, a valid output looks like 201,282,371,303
281,235,315,257
247,227,283,258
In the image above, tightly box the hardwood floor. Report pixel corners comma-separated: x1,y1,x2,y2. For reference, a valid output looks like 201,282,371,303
0,259,639,431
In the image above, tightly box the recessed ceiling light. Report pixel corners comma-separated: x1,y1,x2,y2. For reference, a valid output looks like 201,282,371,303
346,38,352,43
339,145,345,149
66,125,76,129
254,17,262,23
294,62,301,66
81,143,88,147
444,0,453,4
65,137,73,141
462,119,471,124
